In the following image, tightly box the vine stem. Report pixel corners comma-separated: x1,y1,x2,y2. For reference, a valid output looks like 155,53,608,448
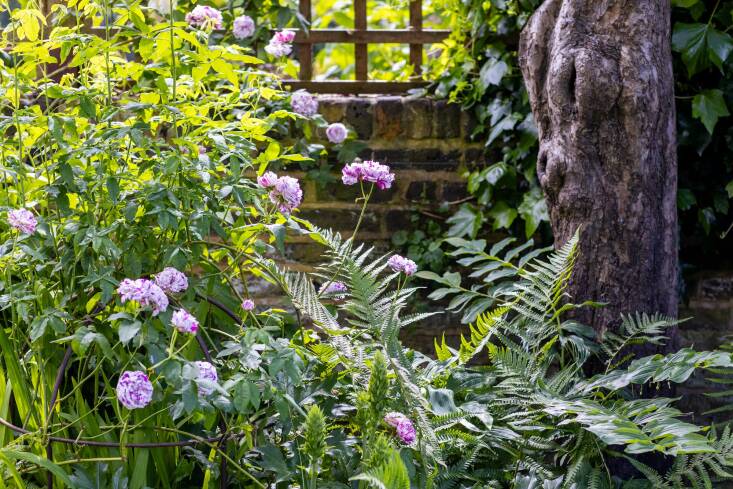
46,346,73,489
103,0,113,106
0,416,241,448
168,0,179,139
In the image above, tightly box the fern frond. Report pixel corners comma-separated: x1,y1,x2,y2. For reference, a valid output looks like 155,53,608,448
601,312,681,368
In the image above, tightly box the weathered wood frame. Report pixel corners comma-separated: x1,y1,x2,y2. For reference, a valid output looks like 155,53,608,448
284,0,450,94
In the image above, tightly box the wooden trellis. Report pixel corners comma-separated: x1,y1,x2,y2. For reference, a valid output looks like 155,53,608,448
284,0,450,94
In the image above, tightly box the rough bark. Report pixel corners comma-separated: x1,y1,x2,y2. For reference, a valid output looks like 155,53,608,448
518,0,678,337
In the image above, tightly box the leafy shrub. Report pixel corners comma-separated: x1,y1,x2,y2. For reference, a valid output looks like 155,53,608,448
0,1,732,488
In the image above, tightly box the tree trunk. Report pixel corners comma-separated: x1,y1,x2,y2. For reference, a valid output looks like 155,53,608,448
518,0,679,338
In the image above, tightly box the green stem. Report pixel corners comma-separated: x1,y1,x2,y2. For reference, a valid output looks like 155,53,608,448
318,183,374,298
168,0,179,139
103,0,113,106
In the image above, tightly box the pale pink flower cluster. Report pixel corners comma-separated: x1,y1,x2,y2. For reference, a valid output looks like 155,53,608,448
384,412,416,445
155,267,188,294
387,255,417,276
232,15,255,39
290,91,318,117
257,171,303,214
117,278,169,316
319,281,347,298
326,123,348,144
341,160,395,190
7,208,37,235
242,299,255,311
185,5,222,29
116,371,154,409
172,309,199,334
195,360,218,396
265,30,295,56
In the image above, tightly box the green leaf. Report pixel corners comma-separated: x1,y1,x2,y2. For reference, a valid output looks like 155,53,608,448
350,450,410,489
677,188,697,210
267,224,286,255
117,321,141,346
672,0,699,6
192,63,210,83
707,27,733,68
478,58,509,89
258,444,292,482
446,204,483,238
518,188,548,238
672,23,733,76
428,387,458,415
692,89,729,134
30,316,49,342
79,96,96,119
2,449,74,487
726,180,733,198
488,201,518,230
233,380,251,413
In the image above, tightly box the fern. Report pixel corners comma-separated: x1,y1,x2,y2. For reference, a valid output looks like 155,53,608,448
350,450,410,489
625,426,733,488
275,223,733,489
600,312,681,369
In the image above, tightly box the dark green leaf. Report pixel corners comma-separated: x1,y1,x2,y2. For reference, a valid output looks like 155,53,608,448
692,89,729,133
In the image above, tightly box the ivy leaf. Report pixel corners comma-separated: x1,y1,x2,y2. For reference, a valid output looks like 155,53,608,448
518,188,549,238
487,113,520,145
707,27,733,68
692,89,729,134
488,201,518,230
677,188,697,211
672,23,733,76
726,180,733,198
698,207,716,234
478,58,508,90
446,204,483,238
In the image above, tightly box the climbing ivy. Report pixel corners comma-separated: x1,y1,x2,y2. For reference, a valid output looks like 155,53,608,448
672,0,733,265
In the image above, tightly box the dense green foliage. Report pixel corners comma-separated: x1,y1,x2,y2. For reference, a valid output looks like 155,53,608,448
281,226,733,488
1,0,733,487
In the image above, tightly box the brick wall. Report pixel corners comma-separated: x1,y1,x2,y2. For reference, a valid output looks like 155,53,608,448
302,95,482,242
250,95,482,306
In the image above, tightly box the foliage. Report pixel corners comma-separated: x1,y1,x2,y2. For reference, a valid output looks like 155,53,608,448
0,0,325,486
427,0,547,245
274,217,733,487
416,236,551,323
1,0,733,487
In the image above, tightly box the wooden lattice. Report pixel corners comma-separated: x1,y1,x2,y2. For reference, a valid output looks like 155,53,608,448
283,0,450,94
